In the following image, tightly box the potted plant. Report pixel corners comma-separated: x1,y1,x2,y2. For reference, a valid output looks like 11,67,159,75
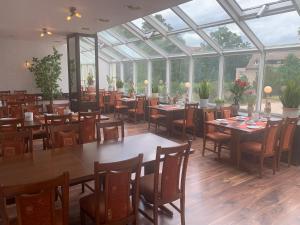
198,80,210,108
106,75,114,91
280,80,300,118
86,73,94,86
152,85,159,98
214,98,225,110
28,48,62,112
230,79,249,115
116,79,124,92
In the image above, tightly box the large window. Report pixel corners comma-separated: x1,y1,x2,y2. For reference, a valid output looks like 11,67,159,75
262,50,300,114
224,54,259,109
152,60,166,88
136,61,148,94
123,62,133,93
193,56,219,102
170,58,189,97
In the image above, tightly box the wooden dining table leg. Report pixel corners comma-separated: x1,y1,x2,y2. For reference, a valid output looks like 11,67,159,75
230,130,241,167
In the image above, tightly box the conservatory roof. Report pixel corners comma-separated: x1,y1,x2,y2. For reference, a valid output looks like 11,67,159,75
91,0,300,62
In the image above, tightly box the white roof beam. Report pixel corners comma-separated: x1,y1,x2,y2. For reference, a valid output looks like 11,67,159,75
291,0,300,15
122,23,168,58
144,16,191,56
172,6,222,55
217,0,264,52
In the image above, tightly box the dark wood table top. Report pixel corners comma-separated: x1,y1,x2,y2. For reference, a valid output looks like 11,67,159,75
149,105,184,112
0,133,180,186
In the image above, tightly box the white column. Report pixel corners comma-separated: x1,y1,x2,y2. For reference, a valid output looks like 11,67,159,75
166,59,171,95
188,57,194,102
133,62,137,91
218,55,224,99
120,62,124,82
147,60,152,96
256,52,266,112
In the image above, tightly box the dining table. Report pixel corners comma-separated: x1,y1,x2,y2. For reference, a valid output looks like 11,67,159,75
0,133,181,187
206,116,280,164
148,104,184,135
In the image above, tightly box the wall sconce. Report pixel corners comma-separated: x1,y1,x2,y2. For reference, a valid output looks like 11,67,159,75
24,60,31,69
264,86,272,118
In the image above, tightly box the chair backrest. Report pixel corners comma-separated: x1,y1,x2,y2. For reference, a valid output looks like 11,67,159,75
79,111,100,143
115,93,123,107
0,91,10,95
0,130,32,158
51,103,70,115
24,94,37,105
109,91,117,105
25,104,43,116
221,106,232,119
0,118,24,132
262,120,282,155
93,154,143,224
279,117,299,151
49,124,80,148
7,102,23,119
14,90,27,94
96,120,125,142
45,114,73,139
135,96,146,114
154,141,191,204
99,92,105,107
184,103,198,127
149,97,159,115
203,108,216,134
0,172,69,225
0,106,8,118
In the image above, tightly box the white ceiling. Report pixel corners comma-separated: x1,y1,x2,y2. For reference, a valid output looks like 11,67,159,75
0,0,189,43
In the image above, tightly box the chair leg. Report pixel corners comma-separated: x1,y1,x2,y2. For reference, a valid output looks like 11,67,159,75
288,150,292,167
217,144,221,161
153,202,158,225
80,209,86,225
81,183,85,193
180,196,185,225
272,156,276,175
193,127,196,140
259,157,264,178
155,122,158,133
148,119,151,130
182,127,186,140
237,148,241,169
202,138,206,157
277,150,282,171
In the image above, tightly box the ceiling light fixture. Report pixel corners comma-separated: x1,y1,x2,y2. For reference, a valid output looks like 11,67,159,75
40,28,52,37
67,7,82,21
97,18,110,23
126,5,141,10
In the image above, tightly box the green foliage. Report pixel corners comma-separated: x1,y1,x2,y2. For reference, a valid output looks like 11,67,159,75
214,98,225,105
106,75,114,88
152,85,159,93
116,79,124,88
198,80,210,99
280,80,300,108
28,48,62,103
86,73,94,86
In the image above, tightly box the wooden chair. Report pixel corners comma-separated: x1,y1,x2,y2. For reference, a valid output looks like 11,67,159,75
0,91,10,95
139,141,192,225
107,91,117,112
128,96,146,122
148,97,166,133
172,103,198,140
277,117,299,170
0,106,8,118
14,90,27,94
49,123,80,148
0,172,69,225
202,108,231,160
238,120,282,178
0,118,24,132
49,103,70,114
7,102,23,119
0,130,33,158
114,93,128,119
24,104,43,116
80,154,143,225
96,120,125,142
79,111,101,143
99,92,105,112
220,106,232,119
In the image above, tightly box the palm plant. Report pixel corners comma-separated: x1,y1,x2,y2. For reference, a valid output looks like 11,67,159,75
280,80,300,108
198,80,210,99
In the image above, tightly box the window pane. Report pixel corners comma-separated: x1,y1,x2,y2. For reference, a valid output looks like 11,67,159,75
246,11,300,47
262,50,300,114
131,18,156,34
152,9,188,31
98,31,120,45
152,60,166,87
130,41,160,57
223,53,260,110
124,62,133,93
109,26,138,42
235,0,281,9
114,45,143,59
151,36,183,55
136,61,148,94
193,56,219,102
204,23,255,50
170,58,189,97
170,31,215,54
102,47,127,60
179,0,230,25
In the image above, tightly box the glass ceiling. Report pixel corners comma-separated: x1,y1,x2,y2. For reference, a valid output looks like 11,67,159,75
96,0,300,62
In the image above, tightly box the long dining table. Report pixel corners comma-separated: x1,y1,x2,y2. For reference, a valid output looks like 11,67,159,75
0,133,180,187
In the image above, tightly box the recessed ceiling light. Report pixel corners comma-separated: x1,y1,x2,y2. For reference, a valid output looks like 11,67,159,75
97,18,110,23
125,5,141,10
81,27,90,31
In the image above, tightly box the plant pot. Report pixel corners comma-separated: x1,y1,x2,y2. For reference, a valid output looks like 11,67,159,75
216,103,223,110
247,104,254,117
199,99,209,108
152,93,159,98
117,88,124,93
231,104,240,116
282,107,299,118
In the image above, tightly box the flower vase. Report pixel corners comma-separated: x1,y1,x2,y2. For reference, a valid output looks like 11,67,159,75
231,104,240,116
247,104,254,117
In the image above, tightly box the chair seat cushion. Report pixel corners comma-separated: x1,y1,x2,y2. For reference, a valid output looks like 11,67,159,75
172,119,194,128
150,114,166,119
115,105,128,109
140,174,161,203
240,141,262,154
80,193,105,223
206,132,231,142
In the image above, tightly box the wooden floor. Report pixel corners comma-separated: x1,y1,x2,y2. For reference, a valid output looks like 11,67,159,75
26,119,300,224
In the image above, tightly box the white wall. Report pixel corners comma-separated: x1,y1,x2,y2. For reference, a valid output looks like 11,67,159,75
0,38,68,93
